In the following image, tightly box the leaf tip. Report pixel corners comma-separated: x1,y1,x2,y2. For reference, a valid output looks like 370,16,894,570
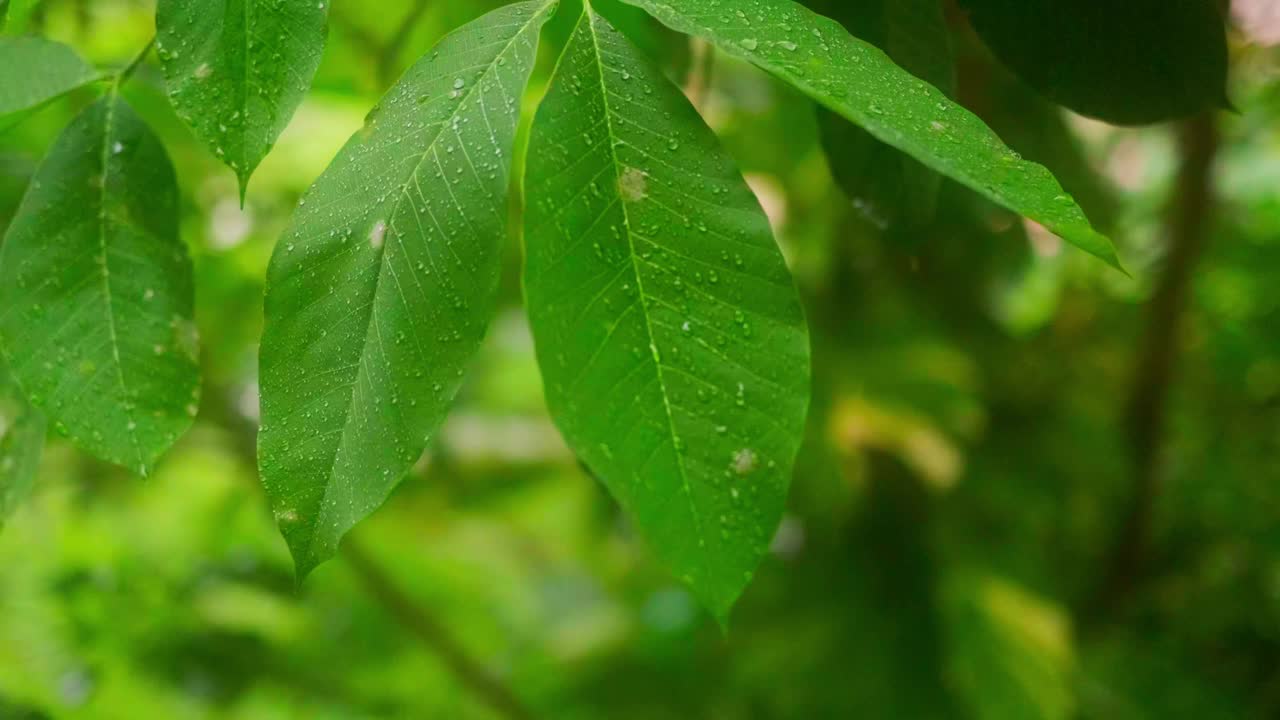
236,171,251,209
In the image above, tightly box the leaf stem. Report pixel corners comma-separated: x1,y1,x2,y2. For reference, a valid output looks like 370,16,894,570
114,36,156,89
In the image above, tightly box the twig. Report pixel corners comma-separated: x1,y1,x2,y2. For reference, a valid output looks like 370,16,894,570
375,0,432,89
203,383,536,719
341,537,537,720
1090,112,1220,621
331,0,432,90
115,36,156,89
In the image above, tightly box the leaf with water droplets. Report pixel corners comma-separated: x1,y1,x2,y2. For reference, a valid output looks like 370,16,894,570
156,0,330,198
813,0,954,231
524,2,810,622
258,0,557,580
0,37,102,125
0,358,43,528
960,0,1229,125
624,0,1123,270
0,92,200,476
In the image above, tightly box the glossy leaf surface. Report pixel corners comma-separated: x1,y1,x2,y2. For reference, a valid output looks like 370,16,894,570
156,0,330,196
814,0,955,230
0,93,199,475
258,0,556,579
623,0,1121,269
524,2,810,620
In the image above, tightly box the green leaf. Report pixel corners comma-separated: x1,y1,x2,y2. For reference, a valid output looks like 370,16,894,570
959,0,1229,126
0,92,200,476
258,0,557,580
524,1,810,621
0,358,43,527
813,0,955,231
622,0,1123,270
156,0,330,198
0,37,102,124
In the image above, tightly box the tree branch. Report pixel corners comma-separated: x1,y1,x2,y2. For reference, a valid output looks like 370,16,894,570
1090,112,1221,621
341,537,537,720
203,383,536,719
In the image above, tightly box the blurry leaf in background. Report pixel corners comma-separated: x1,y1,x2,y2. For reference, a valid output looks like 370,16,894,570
0,37,101,126
623,0,1123,270
0,358,42,527
524,1,810,621
813,0,955,232
258,0,556,581
959,0,1230,125
0,92,198,476
156,0,330,199
942,568,1075,720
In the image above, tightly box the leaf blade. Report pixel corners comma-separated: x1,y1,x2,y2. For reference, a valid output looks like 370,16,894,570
524,2,811,621
156,0,330,196
0,37,102,123
258,0,556,579
622,0,1122,270
814,0,955,231
0,93,200,475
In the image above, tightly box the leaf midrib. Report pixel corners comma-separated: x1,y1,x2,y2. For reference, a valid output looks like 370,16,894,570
580,5,712,576
96,91,146,475
301,3,550,563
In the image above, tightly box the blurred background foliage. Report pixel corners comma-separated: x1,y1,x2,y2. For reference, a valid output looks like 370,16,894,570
2,0,1279,718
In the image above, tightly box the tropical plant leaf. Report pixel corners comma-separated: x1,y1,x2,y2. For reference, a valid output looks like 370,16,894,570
622,0,1122,270
257,0,557,579
524,1,810,621
156,0,330,198
0,358,43,527
0,37,101,124
813,0,955,231
0,91,199,476
959,0,1229,126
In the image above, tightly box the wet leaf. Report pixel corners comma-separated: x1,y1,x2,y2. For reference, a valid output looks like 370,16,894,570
960,0,1230,125
623,0,1122,270
257,0,556,579
0,92,199,475
0,359,42,527
814,0,955,231
0,37,101,124
156,0,330,198
524,1,810,621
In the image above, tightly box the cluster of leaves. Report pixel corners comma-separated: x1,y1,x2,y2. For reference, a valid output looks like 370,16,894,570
0,0,1230,624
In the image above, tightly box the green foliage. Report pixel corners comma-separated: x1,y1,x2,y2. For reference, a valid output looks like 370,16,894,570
0,359,42,526
813,0,955,230
156,0,330,197
0,36,100,125
960,0,1230,125
623,0,1122,269
0,6,1273,717
525,0,809,621
258,0,556,579
0,91,198,476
